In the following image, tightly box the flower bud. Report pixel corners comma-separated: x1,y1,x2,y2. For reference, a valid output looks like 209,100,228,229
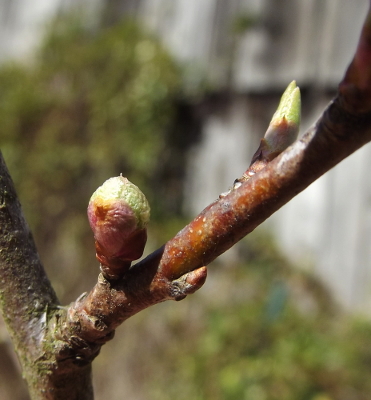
88,175,150,278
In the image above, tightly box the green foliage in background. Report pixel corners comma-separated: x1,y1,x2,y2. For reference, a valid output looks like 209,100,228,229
0,14,181,299
116,232,371,400
1,14,180,225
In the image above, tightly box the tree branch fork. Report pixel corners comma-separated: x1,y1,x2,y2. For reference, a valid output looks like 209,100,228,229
1,5,371,399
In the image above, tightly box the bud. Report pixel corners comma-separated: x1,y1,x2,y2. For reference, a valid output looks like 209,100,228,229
261,80,301,160
88,176,150,278
236,81,301,183
247,81,300,169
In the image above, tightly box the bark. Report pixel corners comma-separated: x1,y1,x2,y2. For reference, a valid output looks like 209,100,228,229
0,156,95,399
1,4,371,399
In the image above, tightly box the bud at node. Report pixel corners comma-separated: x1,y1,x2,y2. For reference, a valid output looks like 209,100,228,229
87,176,150,278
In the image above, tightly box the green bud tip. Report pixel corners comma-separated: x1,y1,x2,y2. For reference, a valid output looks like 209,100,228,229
88,175,150,260
263,81,301,157
89,175,150,230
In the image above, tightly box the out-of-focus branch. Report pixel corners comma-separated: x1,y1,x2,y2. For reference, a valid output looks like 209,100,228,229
339,4,371,113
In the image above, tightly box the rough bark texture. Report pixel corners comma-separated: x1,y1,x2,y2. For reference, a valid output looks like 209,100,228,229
0,156,95,399
1,4,371,399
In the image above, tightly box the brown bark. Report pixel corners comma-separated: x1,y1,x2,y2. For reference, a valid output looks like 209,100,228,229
46,2,371,384
61,93,371,354
0,155,95,399
1,4,371,399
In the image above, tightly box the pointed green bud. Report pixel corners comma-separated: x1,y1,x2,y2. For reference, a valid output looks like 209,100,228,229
87,176,150,276
262,80,301,160
270,81,301,127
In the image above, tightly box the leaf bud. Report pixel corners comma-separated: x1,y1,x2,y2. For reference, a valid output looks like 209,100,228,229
262,80,301,160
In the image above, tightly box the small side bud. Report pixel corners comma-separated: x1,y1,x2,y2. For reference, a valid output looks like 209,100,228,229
235,81,301,185
87,176,150,279
261,80,301,160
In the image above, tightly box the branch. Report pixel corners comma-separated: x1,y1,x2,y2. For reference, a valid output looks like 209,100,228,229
0,155,95,399
339,5,371,113
55,3,371,371
1,4,371,400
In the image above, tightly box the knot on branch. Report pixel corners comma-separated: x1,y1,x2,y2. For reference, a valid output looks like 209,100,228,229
169,266,208,301
54,335,103,367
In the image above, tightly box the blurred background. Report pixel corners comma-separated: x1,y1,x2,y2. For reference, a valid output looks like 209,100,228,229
1,0,371,399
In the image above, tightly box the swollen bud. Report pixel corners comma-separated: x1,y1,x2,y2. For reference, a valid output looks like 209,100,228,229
247,80,301,172
261,80,301,160
88,175,150,278
236,81,301,184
